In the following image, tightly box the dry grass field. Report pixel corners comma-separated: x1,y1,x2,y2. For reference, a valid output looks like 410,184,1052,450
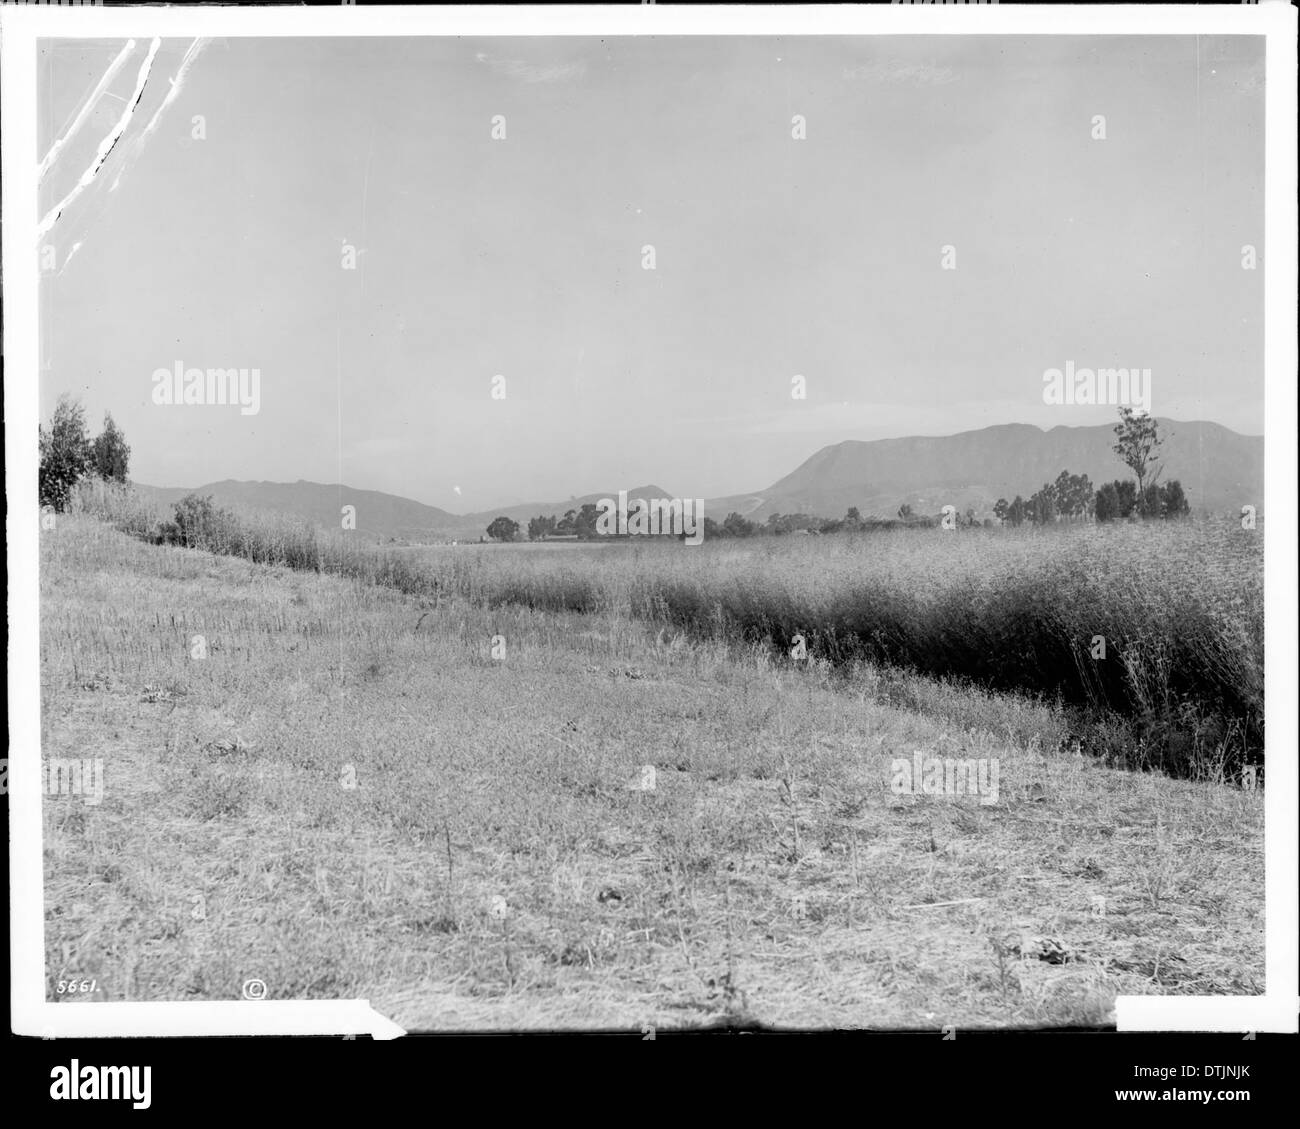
73,480,1267,778
41,511,1264,1029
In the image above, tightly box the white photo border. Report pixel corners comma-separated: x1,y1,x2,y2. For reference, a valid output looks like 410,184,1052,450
4,3,1295,1038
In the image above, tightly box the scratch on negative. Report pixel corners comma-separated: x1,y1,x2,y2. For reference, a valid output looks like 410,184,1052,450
37,37,161,241
37,38,139,184
109,38,210,195
142,38,209,140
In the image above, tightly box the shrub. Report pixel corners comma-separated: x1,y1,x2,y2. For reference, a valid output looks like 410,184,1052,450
171,494,230,549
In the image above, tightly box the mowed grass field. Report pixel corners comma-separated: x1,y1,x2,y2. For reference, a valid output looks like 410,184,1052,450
41,513,1263,1029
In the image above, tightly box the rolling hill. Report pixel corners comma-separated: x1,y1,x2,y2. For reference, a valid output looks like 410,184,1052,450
135,419,1262,540
132,480,678,542
132,480,462,542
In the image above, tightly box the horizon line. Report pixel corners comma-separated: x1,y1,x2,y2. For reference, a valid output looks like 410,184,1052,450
129,414,1262,519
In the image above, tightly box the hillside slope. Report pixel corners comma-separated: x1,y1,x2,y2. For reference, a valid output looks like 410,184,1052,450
134,479,460,541
708,420,1262,521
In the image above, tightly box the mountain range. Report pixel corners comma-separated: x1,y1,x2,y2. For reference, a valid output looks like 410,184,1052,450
135,418,1262,541
709,419,1262,523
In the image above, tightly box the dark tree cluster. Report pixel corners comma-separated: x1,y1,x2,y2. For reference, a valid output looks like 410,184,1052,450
516,503,603,541
993,412,1189,526
39,395,131,512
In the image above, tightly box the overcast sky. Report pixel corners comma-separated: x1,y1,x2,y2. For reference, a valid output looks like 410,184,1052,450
39,35,1264,511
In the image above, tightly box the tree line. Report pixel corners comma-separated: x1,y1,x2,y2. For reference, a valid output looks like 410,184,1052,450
490,409,1190,541
992,408,1188,525
483,505,605,542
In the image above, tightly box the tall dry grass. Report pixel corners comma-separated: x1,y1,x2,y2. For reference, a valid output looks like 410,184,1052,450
71,481,1264,779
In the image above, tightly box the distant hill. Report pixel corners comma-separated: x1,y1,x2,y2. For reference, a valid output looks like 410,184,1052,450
706,419,1262,521
133,480,461,542
136,420,1261,539
132,480,678,542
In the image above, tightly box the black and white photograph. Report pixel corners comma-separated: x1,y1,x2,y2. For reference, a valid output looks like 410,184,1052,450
4,3,1296,1060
